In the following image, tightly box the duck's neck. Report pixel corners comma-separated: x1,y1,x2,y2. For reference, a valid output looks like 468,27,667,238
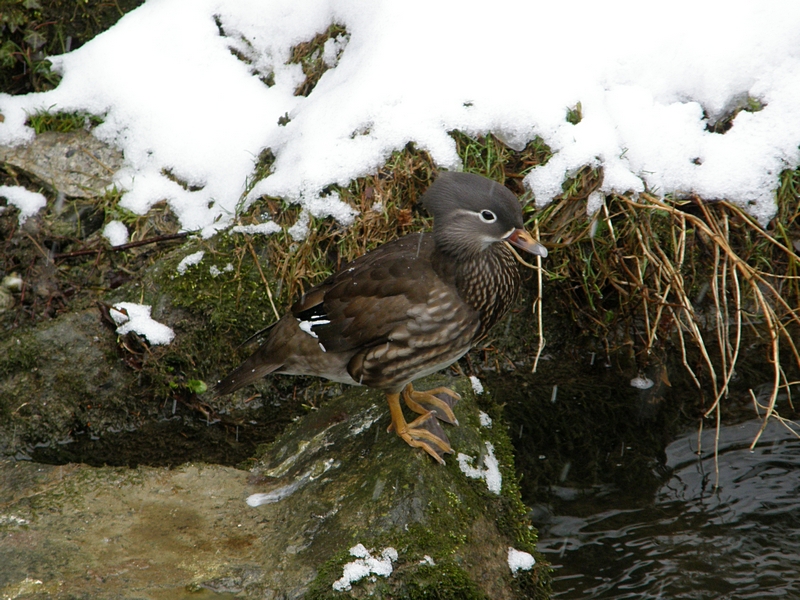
454,243,521,337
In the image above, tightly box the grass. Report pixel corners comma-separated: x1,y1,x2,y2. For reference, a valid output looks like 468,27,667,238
290,23,349,97
26,110,104,133
231,143,436,307
535,182,800,471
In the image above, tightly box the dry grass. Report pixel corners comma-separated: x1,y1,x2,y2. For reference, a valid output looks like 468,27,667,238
289,23,349,97
536,171,800,473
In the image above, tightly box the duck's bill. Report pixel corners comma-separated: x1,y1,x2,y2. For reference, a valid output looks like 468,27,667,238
505,228,548,258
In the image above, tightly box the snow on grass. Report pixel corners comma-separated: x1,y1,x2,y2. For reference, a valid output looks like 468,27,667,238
230,222,282,235
109,302,175,345
102,220,129,246
2,273,23,292
2,1,800,234
332,544,398,592
0,186,47,224
457,441,502,495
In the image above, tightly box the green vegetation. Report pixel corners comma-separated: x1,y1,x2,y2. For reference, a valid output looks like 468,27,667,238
566,102,582,125
451,131,552,189
26,110,104,133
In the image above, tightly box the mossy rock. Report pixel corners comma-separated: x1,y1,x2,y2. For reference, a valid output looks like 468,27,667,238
251,374,549,598
0,375,549,599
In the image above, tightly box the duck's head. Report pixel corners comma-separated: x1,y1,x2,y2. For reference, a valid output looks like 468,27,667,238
422,171,548,260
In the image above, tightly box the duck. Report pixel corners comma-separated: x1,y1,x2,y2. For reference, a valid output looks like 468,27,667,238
214,171,547,463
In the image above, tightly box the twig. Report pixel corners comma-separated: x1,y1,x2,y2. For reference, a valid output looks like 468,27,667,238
245,238,280,321
531,220,546,373
54,232,189,259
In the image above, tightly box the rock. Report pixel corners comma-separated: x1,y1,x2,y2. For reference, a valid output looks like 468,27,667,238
0,130,123,198
0,375,548,599
0,309,139,459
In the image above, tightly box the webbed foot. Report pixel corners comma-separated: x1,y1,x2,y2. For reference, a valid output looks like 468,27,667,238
401,383,460,425
386,392,453,464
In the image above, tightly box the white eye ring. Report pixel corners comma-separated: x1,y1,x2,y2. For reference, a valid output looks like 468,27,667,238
479,210,496,223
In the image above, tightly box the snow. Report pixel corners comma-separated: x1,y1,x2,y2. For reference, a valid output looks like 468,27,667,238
332,544,398,592
0,186,47,224
0,515,30,526
230,222,282,236
457,441,502,495
469,375,484,395
109,302,175,345
2,273,23,292
176,250,205,274
246,478,304,506
630,375,655,390
102,220,129,246
507,547,535,574
208,263,233,277
0,1,797,235
478,411,492,428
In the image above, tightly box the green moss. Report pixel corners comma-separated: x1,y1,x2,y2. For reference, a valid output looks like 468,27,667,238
301,378,550,599
114,231,292,402
399,563,489,600
160,236,276,335
0,337,39,377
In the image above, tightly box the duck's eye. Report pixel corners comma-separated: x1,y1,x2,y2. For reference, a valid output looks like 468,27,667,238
479,210,496,223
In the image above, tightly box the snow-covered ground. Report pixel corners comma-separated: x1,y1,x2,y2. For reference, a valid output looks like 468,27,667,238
2,0,799,236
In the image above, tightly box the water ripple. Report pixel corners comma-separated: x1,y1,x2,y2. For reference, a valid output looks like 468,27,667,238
536,419,800,599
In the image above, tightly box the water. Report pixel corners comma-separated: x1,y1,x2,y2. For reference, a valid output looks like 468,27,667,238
535,419,800,599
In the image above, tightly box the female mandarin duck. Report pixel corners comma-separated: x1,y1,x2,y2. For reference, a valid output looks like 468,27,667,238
215,172,547,463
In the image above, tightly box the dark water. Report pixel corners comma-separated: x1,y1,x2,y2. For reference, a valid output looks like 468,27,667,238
534,419,800,599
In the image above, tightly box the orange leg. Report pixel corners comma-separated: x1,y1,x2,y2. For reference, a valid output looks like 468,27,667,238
386,392,453,465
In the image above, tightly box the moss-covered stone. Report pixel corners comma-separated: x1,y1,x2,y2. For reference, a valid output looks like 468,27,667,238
266,375,551,599
0,375,548,599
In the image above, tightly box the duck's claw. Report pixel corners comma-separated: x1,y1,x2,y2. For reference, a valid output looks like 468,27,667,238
386,392,454,464
401,383,460,425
